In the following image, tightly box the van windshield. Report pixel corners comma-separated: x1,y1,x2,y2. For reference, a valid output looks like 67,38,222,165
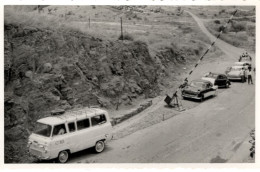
34,122,52,137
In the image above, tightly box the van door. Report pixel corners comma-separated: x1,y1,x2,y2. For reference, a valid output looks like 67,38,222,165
75,118,93,151
51,124,70,158
90,114,111,145
66,121,81,153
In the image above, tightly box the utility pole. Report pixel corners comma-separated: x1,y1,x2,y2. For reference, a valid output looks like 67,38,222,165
89,17,90,29
120,17,123,41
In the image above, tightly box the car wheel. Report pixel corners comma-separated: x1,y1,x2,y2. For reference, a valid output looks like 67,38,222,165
200,94,204,102
241,77,245,83
225,82,230,88
57,150,69,163
95,140,105,153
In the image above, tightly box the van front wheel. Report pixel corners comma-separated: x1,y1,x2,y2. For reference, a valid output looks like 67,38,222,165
57,150,69,163
95,140,105,153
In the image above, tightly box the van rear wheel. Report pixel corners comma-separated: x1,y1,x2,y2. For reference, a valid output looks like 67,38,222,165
57,150,69,163
95,140,105,153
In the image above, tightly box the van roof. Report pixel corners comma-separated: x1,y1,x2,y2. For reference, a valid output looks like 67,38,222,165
37,108,107,125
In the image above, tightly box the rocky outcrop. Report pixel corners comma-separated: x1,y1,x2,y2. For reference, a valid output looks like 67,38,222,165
4,24,162,163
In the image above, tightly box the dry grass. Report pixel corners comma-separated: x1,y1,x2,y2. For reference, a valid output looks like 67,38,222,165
4,5,219,57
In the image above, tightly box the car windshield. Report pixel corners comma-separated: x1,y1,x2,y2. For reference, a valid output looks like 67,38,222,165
190,81,206,88
241,57,251,61
34,122,52,137
231,67,242,71
206,73,218,78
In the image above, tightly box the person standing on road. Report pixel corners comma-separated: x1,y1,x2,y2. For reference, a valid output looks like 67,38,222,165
247,68,253,84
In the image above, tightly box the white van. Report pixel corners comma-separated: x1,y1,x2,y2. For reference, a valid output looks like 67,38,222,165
27,108,113,163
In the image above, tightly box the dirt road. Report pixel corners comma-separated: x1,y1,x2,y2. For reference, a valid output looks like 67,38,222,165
69,11,255,163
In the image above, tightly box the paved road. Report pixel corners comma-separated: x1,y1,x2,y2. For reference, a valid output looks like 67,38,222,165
69,11,255,163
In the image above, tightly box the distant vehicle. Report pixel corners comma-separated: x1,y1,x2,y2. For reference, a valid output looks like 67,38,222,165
225,66,246,82
202,72,231,88
239,54,252,62
234,61,251,69
27,108,113,163
181,79,217,102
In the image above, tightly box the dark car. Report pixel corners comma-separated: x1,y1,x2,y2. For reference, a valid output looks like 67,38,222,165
181,79,218,102
201,72,231,88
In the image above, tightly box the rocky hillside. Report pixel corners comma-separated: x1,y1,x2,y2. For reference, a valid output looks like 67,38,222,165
4,23,167,163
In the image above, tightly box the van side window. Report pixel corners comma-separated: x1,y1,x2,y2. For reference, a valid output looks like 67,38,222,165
53,124,67,136
68,122,76,132
91,114,107,127
77,119,90,130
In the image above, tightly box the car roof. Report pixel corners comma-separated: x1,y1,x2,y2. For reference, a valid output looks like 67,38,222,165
191,79,211,84
231,65,244,69
37,108,107,125
204,72,223,76
235,62,248,64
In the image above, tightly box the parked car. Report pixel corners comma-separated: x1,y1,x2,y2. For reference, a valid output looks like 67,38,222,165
201,72,231,88
239,55,252,62
234,61,251,69
181,79,218,101
225,66,247,82
27,108,113,163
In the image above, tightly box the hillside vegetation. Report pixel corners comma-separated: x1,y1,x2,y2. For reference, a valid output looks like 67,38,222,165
186,6,255,52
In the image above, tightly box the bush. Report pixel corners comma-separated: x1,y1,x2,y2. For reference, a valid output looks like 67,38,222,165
218,25,227,33
118,33,134,41
219,9,226,15
231,22,246,33
247,25,255,36
214,20,220,24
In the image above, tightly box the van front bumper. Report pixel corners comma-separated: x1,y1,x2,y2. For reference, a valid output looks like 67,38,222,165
29,148,51,160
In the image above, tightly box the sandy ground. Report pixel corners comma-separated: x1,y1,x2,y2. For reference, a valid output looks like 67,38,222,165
66,11,255,163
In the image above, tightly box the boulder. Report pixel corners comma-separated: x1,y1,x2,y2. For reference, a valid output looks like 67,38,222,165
43,63,52,73
25,70,33,79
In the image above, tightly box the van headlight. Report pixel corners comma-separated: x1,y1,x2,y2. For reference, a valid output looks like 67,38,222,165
39,145,44,148
27,141,32,148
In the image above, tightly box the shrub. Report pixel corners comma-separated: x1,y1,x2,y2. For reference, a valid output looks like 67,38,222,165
214,20,220,24
218,25,227,33
219,9,226,15
247,25,255,36
118,33,134,41
231,22,246,33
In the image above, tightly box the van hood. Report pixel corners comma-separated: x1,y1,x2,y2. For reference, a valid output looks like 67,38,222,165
201,77,216,85
29,133,50,146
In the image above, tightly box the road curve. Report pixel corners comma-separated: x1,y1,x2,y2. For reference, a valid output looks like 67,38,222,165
186,11,255,62
69,12,255,163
